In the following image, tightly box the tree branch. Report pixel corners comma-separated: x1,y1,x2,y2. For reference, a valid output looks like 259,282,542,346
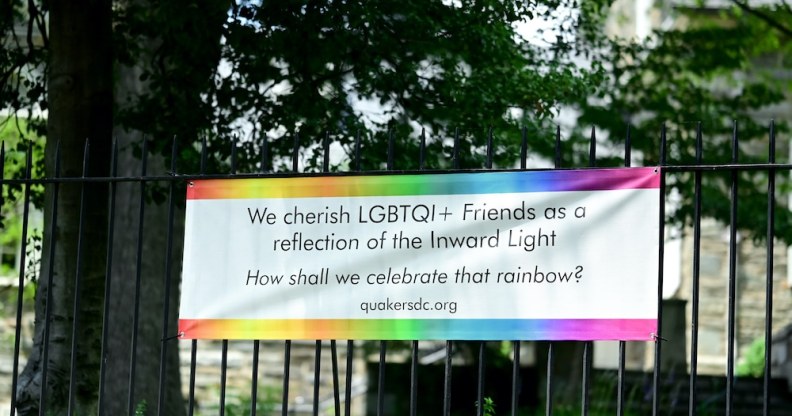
731,0,792,38
32,0,49,48
781,0,792,14
26,0,35,52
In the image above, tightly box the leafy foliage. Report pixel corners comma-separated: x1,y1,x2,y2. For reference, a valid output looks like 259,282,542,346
0,1,48,134
482,396,496,416
2,3,792,239
737,337,766,378
114,0,609,171
571,2,792,243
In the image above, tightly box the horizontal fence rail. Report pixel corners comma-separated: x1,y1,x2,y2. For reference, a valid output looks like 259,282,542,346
1,122,791,416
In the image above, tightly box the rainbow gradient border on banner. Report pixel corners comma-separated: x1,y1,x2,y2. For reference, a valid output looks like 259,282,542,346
179,318,657,341
180,167,660,341
186,167,660,200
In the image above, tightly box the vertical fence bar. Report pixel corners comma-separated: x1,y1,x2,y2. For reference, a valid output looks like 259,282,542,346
354,130,362,172
324,131,331,172
410,129,425,416
344,340,354,416
261,134,269,172
581,127,597,416
545,343,553,416
9,142,31,416
546,126,562,416
127,139,149,416
617,124,631,416
763,121,776,416
96,139,118,416
443,341,453,416
377,130,395,416
485,127,493,169
251,340,260,416
479,129,493,416
346,131,361,416
511,341,521,416
652,124,667,416
38,142,61,416
323,132,341,416
282,340,292,416
617,342,626,416
230,135,238,174
476,132,493,416
520,126,527,170
419,128,426,170
387,130,394,170
219,138,235,416
553,126,561,168
313,340,322,416
67,141,91,416
477,342,486,416
512,126,527,416
219,340,228,416
582,342,592,416
200,135,208,174
188,340,197,416
156,138,179,415
726,121,739,416
283,133,299,416
377,341,387,416
689,122,703,416
453,128,460,169
189,135,208,416
251,135,268,416
410,341,418,416
292,133,299,172
331,341,341,416
624,124,631,166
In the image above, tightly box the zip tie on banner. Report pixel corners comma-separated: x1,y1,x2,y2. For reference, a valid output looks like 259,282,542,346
162,332,185,342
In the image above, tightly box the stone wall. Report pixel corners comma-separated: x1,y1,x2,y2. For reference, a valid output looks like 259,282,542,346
179,340,368,415
677,219,792,375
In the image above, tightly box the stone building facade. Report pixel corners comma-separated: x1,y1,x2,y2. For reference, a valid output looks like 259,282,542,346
677,219,792,375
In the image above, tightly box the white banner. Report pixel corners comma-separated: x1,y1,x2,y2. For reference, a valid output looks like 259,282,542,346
178,168,660,340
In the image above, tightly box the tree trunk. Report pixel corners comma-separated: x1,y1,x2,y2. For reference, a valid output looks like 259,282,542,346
16,1,113,415
94,0,228,412
99,60,186,416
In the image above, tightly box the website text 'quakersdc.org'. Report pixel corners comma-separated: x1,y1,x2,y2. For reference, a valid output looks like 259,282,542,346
360,297,457,314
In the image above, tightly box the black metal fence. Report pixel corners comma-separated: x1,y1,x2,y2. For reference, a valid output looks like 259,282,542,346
2,122,792,416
